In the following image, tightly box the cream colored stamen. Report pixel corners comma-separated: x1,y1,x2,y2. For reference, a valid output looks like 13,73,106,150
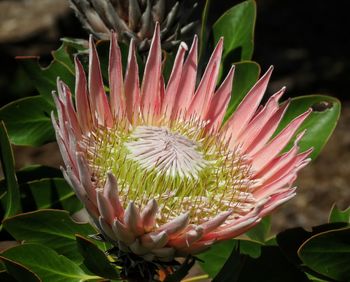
125,126,207,179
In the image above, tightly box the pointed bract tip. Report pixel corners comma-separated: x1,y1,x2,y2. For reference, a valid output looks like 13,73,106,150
148,198,158,208
295,129,307,144
153,21,161,40
106,170,114,177
129,38,136,55
188,34,198,50
180,41,188,51
74,55,84,69
89,34,94,46
227,65,235,76
262,65,274,78
193,34,198,44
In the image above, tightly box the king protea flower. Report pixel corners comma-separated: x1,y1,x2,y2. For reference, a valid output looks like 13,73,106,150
69,0,198,51
52,24,312,265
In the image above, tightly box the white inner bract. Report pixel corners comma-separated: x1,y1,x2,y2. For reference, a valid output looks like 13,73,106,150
125,126,208,179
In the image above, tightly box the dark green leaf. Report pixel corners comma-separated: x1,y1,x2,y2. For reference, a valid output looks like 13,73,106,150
213,0,256,62
10,165,62,183
17,44,75,103
245,216,271,243
0,122,21,221
1,244,98,281
209,241,308,282
298,227,350,281
164,256,196,282
199,0,212,61
4,42,77,146
276,95,341,160
212,242,243,282
198,240,236,278
93,40,134,84
162,51,176,84
0,256,40,282
60,38,88,52
76,235,120,280
52,44,75,74
225,61,260,120
230,245,308,282
19,178,82,214
305,275,328,282
0,96,54,146
239,239,262,258
0,166,81,216
329,204,350,223
3,209,96,264
276,222,348,267
0,270,20,282
0,165,62,196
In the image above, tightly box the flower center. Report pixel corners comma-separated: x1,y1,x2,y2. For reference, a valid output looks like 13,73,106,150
125,126,207,179
82,118,257,225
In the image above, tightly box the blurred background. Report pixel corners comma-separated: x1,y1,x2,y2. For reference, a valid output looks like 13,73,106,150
0,0,349,232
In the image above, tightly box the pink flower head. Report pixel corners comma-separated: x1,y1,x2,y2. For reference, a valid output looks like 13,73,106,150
52,23,312,262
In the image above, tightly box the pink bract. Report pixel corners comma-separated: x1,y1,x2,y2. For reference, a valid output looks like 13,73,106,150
52,23,312,262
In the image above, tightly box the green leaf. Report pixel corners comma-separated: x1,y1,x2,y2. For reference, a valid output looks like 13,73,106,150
213,0,256,62
0,244,99,282
3,39,141,147
199,0,212,61
245,216,271,243
212,242,243,282
239,239,262,259
208,241,308,282
329,204,350,223
164,256,196,282
0,270,20,282
198,240,265,279
162,51,176,84
19,178,82,214
230,245,308,282
3,209,96,264
0,122,21,222
0,96,55,146
14,165,63,183
298,227,350,281
276,223,348,267
225,61,260,120
92,40,135,84
276,95,341,160
2,41,78,146
198,240,236,278
17,44,75,103
0,166,81,217
61,38,88,52
76,235,120,280
0,165,62,195
305,274,328,282
0,256,40,282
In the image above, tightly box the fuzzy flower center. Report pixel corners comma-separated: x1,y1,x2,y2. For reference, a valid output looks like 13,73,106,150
125,126,207,179
82,117,257,225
